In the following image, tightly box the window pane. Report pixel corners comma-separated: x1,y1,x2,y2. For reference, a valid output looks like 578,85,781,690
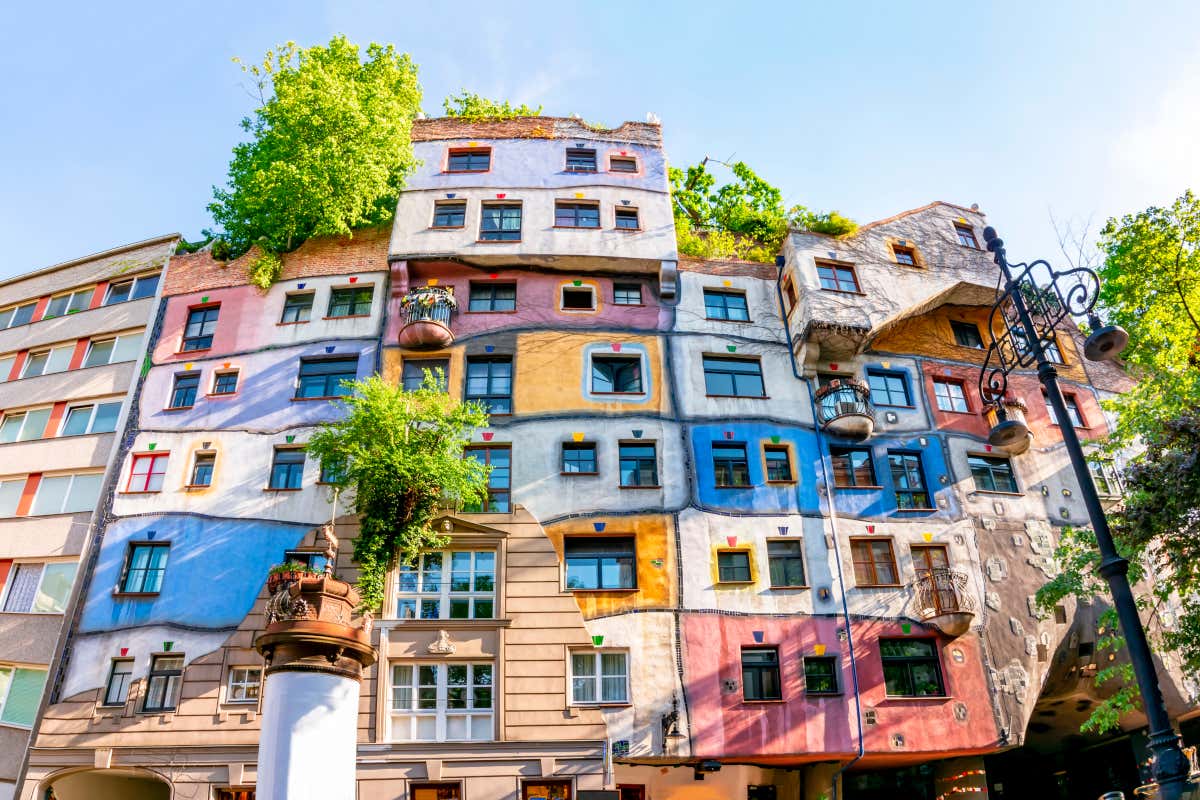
32,562,77,612
0,480,24,517
84,340,115,367
20,409,51,441
44,346,73,375
91,402,123,433
3,565,42,612
111,333,144,363
106,282,132,305
132,274,161,300
64,474,103,512
31,476,70,515
0,668,47,726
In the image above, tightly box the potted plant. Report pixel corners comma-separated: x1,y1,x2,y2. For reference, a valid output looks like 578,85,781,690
266,561,322,593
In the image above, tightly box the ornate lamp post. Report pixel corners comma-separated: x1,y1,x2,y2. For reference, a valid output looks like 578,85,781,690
976,227,1190,798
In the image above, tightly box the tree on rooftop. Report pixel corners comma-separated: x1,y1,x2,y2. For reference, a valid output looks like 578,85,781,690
442,91,542,120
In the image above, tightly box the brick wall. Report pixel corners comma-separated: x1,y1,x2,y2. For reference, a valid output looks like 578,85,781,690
412,116,662,146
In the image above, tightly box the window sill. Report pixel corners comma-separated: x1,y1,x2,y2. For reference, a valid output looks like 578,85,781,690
322,314,372,321
264,487,303,493
614,228,643,233
973,489,1023,497
291,396,348,402
178,347,212,355
183,484,213,491
388,618,512,629
464,310,519,315
806,692,843,698
560,472,600,477
834,485,884,491
112,592,160,598
590,391,646,397
443,169,490,174
769,585,810,590
716,580,755,586
704,317,753,323
277,320,311,327
206,392,237,398
428,225,466,230
819,288,866,297
619,485,661,490
120,490,162,495
881,695,951,702
857,583,904,589
560,308,599,314
612,302,646,307
714,484,753,490
937,409,975,416
570,588,638,594
553,225,601,231
705,394,770,400
741,699,786,705
765,480,797,486
163,406,193,412
476,239,523,244
571,702,632,708
874,404,916,410
894,508,939,513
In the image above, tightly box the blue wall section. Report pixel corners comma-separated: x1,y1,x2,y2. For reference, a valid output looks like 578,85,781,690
690,424,822,514
819,433,959,520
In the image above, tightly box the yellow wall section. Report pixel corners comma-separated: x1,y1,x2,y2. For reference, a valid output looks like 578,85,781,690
513,332,668,415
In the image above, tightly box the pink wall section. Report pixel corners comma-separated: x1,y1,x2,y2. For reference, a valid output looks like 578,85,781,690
681,614,999,762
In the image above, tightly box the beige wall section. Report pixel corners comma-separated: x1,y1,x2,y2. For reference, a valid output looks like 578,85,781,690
0,514,90,560
0,434,115,480
0,297,155,356
0,726,29,790
0,614,65,665
0,362,137,411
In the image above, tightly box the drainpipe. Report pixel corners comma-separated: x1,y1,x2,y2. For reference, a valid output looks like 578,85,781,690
776,255,865,798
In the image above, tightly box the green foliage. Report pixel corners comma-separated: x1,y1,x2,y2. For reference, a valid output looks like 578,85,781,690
306,373,490,610
175,236,213,255
247,251,282,291
208,35,422,260
269,561,321,577
442,91,541,120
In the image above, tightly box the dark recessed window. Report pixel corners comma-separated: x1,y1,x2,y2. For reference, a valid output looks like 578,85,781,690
816,261,860,293
121,542,169,593
951,320,985,349
463,446,510,512
562,287,596,310
615,207,640,230
880,638,944,697
562,442,597,474
892,245,916,266
468,283,517,312
281,292,314,324
932,379,969,412
782,277,797,311
433,201,467,228
189,453,215,487
447,148,490,172
703,356,765,397
169,373,199,409
850,538,898,586
591,356,643,394
609,155,637,173
703,290,750,321
718,550,752,582
565,537,635,590
713,443,750,487
328,287,373,318
480,204,522,241
887,451,930,509
465,357,513,414
402,359,449,392
955,223,979,248
565,148,597,172
741,647,781,701
968,454,1018,493
764,446,793,482
867,370,910,406
182,306,219,351
212,371,238,395
269,448,306,490
103,659,134,706
768,540,806,587
804,656,839,695
555,202,600,228
143,655,184,712
619,443,657,487
831,447,876,488
296,357,358,399
613,283,642,305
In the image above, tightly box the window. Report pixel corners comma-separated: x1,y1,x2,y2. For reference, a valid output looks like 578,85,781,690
968,454,1018,493
565,537,635,590
703,290,750,321
227,667,262,704
411,784,462,800
396,551,495,620
103,659,133,706
892,245,916,266
318,458,345,484
1089,459,1120,496
169,373,200,409
555,201,600,228
432,201,467,228
463,446,510,512
284,549,329,573
480,204,522,241
32,473,103,513
1044,392,1085,427
717,550,752,583
768,540,806,587
804,656,839,695
609,155,638,173
782,276,798,312
143,655,184,712
45,289,92,318
880,639,945,697
748,787,778,800
911,545,956,614
713,444,750,487
816,261,860,293
0,408,51,443
296,357,358,399
402,359,450,392
120,543,169,593
328,287,373,318
212,371,238,395
955,223,979,248
0,479,23,517
390,662,493,741
447,148,490,172
84,332,143,366
565,148,597,172
741,647,781,701
127,454,168,493
561,286,596,310
850,538,898,586
1044,337,1065,364
613,283,642,305
867,370,910,406
269,448,305,490
591,356,643,394
764,446,793,482
189,453,215,487
468,283,517,312
615,207,640,230
0,354,13,381
0,666,48,727
105,274,160,305
2,562,76,613
619,443,658,487
23,344,72,377
280,292,313,324
933,379,969,412
61,401,121,436
888,451,930,509
703,356,765,397
562,442,597,474
7,302,37,327
182,306,219,351
522,782,572,800
571,651,628,704
951,320,985,349
465,357,513,413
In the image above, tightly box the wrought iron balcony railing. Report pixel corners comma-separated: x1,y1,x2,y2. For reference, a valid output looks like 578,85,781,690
398,287,456,349
910,567,976,638
814,379,875,438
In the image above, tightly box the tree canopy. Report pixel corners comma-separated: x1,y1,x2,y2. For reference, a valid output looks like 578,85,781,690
442,91,542,120
208,35,422,258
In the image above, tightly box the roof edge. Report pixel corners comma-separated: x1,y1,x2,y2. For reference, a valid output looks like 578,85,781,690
1,232,181,290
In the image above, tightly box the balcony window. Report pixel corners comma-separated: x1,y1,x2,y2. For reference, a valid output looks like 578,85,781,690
850,538,898,586
703,356,765,397
182,306,219,351
468,283,516,312
615,207,640,230
609,155,638,173
0,408,51,443
189,453,215,487
85,333,143,366
465,357,512,413
212,371,239,395
555,201,600,228
968,454,1018,493
713,443,750,487
911,545,962,616
296,357,358,398
432,201,467,228
955,223,979,248
867,370,910,406
120,543,169,593
169,373,200,409
227,667,262,704
102,659,133,706
562,442,597,474
0,665,48,727
390,662,494,741
933,378,969,413
396,551,495,620
328,287,373,318
741,647,781,701
269,448,305,490
2,561,76,613
764,445,793,482
402,359,450,392
619,443,658,487
143,655,184,712
34,473,102,512
447,148,490,172
591,356,643,394
565,537,635,590
570,650,629,704
613,283,642,305
951,320,984,349
565,148,597,172
61,401,121,436
480,204,522,241
804,656,839,695
463,446,510,512
717,550,752,583
768,540,806,587
880,639,945,697
816,261,860,293
888,451,930,509
281,292,314,324
105,274,160,305
703,289,750,321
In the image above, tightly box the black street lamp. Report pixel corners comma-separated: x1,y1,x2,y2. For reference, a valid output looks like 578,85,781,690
976,226,1191,799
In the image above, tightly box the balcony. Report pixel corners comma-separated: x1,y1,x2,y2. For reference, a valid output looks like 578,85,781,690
398,288,456,349
910,568,976,638
815,379,875,438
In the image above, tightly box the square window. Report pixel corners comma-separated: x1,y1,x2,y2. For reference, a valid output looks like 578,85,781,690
555,201,600,228
468,283,517,312
619,443,658,487
447,148,490,172
816,261,860,293
968,454,1018,493
748,787,778,800
402,359,450,392
21,350,50,377
703,290,750,321
562,442,597,474
570,650,629,704
565,537,635,590
591,356,643,394
391,660,494,741
561,286,596,310
465,357,513,414
463,446,510,512
804,656,839,695
880,638,944,697
480,204,522,241
190,453,215,487
768,540,806,587
103,659,134,706
169,373,200,409
764,445,793,482
713,443,750,487
281,292,314,324
613,283,642,305
951,320,985,349
432,201,467,228
269,448,305,490
296,357,358,399
609,155,638,173
615,207,640,230
703,356,765,397
212,371,239,395
892,245,916,266
850,538,898,586
182,306,219,351
328,287,373,318
130,274,160,300
955,223,979,248
319,458,345,484
887,451,930,509
227,666,262,703
933,379,969,413
128,454,168,493
120,543,169,593
565,148,597,172
741,647,781,701
144,655,184,712
717,550,752,583
867,370,910,406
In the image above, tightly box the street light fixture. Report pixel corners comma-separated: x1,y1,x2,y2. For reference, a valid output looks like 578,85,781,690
975,226,1190,799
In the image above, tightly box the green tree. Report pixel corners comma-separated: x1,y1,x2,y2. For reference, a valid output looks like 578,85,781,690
208,35,422,260
306,373,490,610
443,91,542,120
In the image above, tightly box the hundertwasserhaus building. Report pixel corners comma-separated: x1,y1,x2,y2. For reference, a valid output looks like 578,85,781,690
12,116,1199,800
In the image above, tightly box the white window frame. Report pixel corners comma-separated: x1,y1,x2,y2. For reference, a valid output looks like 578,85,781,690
104,273,160,306
0,477,24,517
0,406,54,443
395,551,496,621
569,649,630,705
59,400,123,436
389,661,494,742
0,663,49,728
0,560,78,614
84,331,143,367
102,658,134,706
30,472,104,515
225,666,262,704
932,379,969,413
560,284,597,313
44,289,93,318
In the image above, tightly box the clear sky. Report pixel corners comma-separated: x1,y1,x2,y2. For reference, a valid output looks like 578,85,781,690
2,1,1198,278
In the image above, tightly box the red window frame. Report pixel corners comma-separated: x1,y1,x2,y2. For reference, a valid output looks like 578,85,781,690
127,453,168,493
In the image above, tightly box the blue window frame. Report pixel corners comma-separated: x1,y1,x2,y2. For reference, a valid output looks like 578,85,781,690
269,448,305,489
867,370,910,407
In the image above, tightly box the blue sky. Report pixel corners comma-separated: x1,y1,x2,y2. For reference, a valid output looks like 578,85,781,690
2,1,1198,277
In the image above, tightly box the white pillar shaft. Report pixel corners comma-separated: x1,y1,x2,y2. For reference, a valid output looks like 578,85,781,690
257,670,360,800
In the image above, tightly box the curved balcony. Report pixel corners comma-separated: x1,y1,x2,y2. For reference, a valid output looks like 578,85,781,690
398,288,456,349
911,568,976,638
814,379,875,439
